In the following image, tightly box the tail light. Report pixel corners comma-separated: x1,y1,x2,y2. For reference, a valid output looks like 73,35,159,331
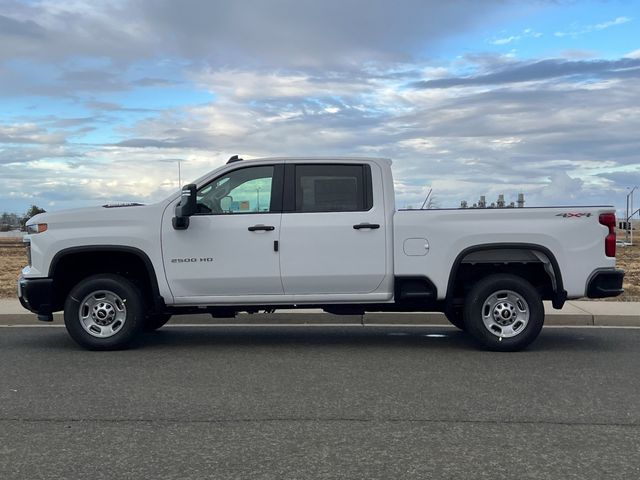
599,213,616,257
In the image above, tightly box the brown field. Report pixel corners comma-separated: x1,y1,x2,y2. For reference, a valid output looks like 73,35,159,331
615,241,640,300
1,237,639,300
0,238,26,297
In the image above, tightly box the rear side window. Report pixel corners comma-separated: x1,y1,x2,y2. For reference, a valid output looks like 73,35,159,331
294,164,372,212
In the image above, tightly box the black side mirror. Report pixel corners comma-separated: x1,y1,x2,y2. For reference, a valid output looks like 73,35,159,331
173,184,197,230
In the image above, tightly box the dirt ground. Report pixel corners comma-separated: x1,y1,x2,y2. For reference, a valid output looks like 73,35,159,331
615,241,640,301
1,237,639,300
0,238,26,297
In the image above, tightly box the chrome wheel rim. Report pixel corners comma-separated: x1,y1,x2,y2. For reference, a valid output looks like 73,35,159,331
481,290,529,338
78,290,127,338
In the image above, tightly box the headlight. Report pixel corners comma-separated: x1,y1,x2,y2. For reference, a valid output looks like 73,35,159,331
26,223,48,234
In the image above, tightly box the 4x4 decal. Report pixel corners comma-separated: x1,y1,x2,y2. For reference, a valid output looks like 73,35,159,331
555,212,592,218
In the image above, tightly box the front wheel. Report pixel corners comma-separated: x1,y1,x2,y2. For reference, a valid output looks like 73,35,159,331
463,274,544,351
64,274,145,350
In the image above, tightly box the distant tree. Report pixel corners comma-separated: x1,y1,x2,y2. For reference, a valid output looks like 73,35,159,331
20,205,46,228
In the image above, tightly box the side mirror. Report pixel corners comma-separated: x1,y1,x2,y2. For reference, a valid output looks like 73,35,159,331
172,184,197,230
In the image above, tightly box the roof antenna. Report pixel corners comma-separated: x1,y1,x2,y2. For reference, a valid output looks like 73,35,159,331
420,188,433,210
227,155,243,164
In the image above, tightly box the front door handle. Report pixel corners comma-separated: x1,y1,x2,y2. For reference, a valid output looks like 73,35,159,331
248,224,275,232
353,223,380,230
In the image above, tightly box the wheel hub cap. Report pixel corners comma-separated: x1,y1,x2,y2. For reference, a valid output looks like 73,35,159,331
92,302,116,326
78,290,127,338
493,302,517,326
481,290,530,338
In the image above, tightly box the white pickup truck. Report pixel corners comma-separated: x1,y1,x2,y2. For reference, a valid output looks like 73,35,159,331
18,156,624,351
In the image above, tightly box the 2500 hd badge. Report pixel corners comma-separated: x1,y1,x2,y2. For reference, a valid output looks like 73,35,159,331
171,257,214,264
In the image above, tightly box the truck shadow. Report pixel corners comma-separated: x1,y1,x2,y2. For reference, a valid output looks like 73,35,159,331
141,325,476,350
131,325,617,353
8,325,621,353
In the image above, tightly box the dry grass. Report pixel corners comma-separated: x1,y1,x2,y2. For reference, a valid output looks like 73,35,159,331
0,237,638,299
0,239,26,297
615,241,640,301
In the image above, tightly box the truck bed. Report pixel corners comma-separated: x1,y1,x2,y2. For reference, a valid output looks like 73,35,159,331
393,206,616,300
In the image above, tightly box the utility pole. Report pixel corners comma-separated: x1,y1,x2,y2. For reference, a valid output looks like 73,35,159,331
632,187,636,245
626,190,630,244
627,186,637,244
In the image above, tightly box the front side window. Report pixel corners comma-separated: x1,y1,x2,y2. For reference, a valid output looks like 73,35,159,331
294,164,370,212
196,165,274,214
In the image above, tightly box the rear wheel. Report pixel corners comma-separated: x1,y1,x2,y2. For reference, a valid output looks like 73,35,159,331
463,274,544,351
64,274,145,350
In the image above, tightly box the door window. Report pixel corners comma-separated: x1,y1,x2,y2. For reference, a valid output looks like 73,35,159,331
196,166,275,214
294,165,372,212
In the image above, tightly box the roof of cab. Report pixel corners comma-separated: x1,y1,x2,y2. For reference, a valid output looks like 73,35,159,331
236,156,392,166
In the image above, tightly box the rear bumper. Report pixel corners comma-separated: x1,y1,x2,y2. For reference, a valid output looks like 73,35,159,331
586,269,625,299
18,275,55,319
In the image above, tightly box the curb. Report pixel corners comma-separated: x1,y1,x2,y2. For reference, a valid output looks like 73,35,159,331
1,301,638,327
0,310,634,327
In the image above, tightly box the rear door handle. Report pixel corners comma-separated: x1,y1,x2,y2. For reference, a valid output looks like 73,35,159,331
353,223,380,230
248,224,275,232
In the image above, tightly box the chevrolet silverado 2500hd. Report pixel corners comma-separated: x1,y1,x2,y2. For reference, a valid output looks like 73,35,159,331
18,156,624,351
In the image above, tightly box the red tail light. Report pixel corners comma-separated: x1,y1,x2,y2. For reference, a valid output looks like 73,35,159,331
599,213,616,257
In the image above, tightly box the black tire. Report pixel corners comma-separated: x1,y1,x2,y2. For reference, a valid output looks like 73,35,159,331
63,274,145,350
463,274,544,352
144,313,172,331
445,307,465,330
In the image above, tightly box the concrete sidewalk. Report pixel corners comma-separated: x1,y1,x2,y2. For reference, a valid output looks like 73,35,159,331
1,298,638,327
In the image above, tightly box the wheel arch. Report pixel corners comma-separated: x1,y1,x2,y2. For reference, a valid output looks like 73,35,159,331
446,243,567,309
49,245,164,311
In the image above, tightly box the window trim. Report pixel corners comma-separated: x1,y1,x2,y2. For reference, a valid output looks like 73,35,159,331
283,163,373,213
192,164,284,216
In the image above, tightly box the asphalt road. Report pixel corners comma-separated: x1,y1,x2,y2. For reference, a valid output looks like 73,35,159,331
1,325,639,479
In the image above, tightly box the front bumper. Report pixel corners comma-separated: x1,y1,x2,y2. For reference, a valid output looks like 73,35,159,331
586,269,625,299
18,275,55,320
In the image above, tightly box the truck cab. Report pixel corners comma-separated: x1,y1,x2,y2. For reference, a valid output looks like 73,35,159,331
162,158,394,304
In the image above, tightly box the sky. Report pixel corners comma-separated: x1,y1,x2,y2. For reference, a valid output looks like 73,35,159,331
1,0,639,216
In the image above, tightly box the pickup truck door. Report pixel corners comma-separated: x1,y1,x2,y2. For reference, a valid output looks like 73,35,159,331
161,164,284,298
279,163,387,295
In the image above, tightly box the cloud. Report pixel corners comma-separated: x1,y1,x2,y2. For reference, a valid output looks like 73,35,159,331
489,28,542,45
626,49,640,59
0,0,508,68
0,0,637,217
114,138,187,148
491,36,519,45
538,171,585,202
0,13,45,39
131,77,180,87
554,16,632,38
595,16,632,30
410,57,640,89
81,54,636,214
0,123,67,145
0,145,83,165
